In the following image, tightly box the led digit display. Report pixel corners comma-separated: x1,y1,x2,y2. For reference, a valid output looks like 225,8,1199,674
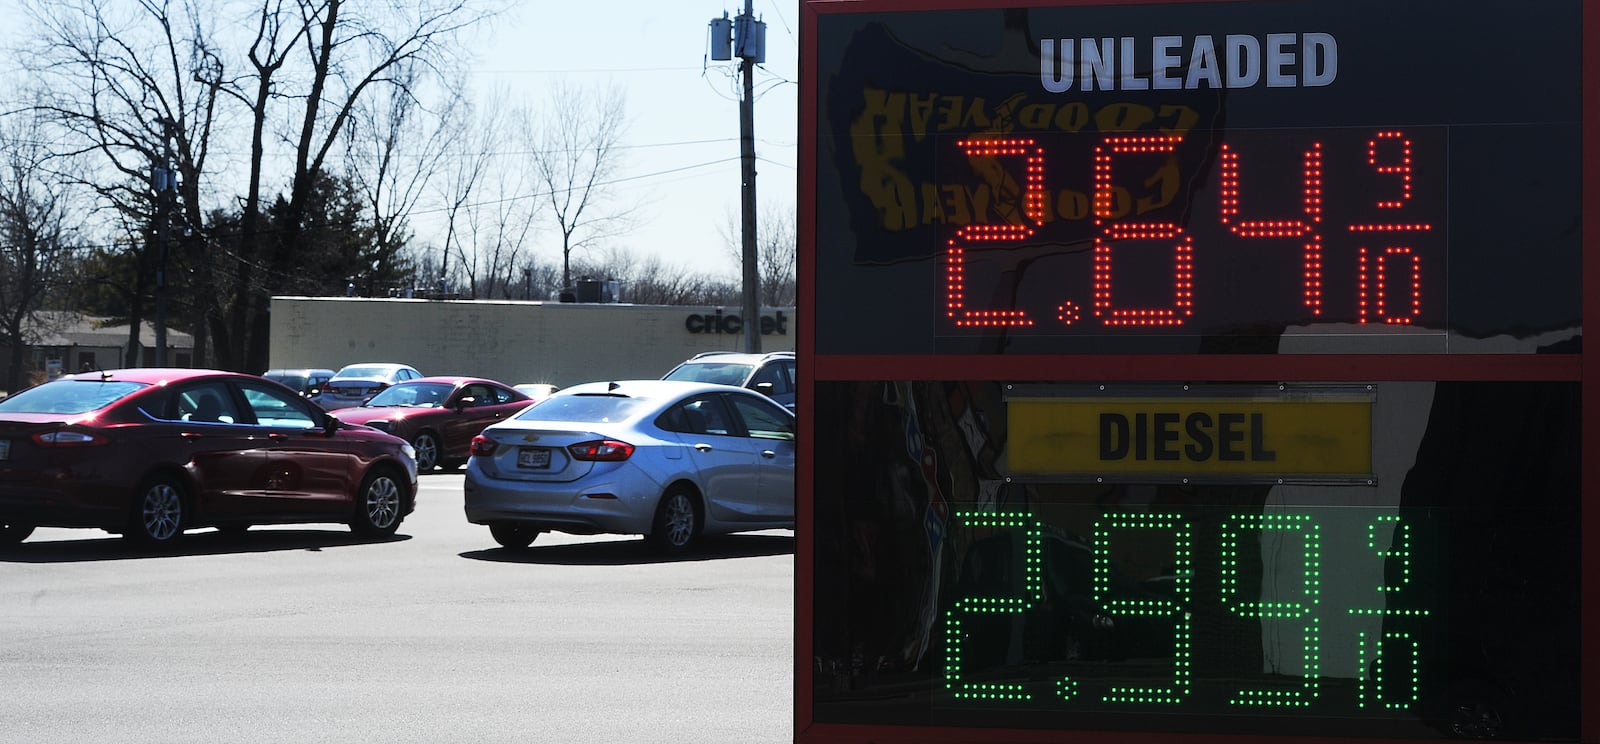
801,1,1590,743
934,126,1447,341
808,380,1582,741
809,0,1582,356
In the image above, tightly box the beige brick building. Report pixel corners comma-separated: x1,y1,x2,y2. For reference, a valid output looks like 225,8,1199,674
268,297,796,387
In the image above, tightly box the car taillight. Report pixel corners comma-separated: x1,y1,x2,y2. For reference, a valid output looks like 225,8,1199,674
32,430,108,447
469,435,498,457
568,439,634,461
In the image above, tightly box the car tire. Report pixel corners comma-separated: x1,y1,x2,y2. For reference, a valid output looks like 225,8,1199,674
126,475,186,547
646,487,700,553
490,523,540,550
349,467,406,538
412,432,440,471
0,523,34,545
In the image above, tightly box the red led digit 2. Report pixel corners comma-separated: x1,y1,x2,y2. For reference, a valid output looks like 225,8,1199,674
943,137,1041,328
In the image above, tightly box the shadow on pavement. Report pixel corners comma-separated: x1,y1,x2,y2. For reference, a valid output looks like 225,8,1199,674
0,529,411,563
460,532,795,565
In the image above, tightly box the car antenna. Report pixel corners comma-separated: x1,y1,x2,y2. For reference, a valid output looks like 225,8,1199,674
608,382,620,391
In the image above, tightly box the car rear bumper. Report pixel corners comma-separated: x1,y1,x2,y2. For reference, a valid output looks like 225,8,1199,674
0,482,127,530
462,468,656,536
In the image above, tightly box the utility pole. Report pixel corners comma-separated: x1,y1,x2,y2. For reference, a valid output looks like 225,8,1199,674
152,118,176,367
711,5,767,353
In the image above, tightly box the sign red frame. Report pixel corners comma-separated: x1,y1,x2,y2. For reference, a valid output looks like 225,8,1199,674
796,1,1598,741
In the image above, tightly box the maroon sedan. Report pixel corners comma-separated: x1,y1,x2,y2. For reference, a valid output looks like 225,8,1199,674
331,377,532,472
0,368,418,548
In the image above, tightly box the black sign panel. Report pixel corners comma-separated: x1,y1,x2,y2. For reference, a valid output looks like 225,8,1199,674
813,1,1582,355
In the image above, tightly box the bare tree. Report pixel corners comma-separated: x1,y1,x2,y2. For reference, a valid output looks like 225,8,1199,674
0,105,78,390
21,0,232,367
721,203,797,306
216,0,488,371
528,80,636,290
340,61,460,296
456,100,538,299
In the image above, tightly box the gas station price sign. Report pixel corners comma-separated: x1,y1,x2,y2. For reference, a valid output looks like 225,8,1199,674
798,1,1592,743
806,0,1582,356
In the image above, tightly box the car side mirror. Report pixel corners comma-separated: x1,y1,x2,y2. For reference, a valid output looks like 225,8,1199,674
754,382,775,394
323,415,340,437
455,396,476,411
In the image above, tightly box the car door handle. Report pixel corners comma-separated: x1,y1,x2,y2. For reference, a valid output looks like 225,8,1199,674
694,443,713,452
761,450,778,459
268,433,289,442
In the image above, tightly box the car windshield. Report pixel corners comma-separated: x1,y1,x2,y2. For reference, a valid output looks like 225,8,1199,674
663,362,754,387
516,394,646,424
366,383,451,407
267,374,308,389
0,379,147,414
335,366,393,379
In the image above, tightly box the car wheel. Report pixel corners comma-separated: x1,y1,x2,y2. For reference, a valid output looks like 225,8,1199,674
412,432,440,471
647,487,700,553
126,476,186,547
349,468,406,537
0,523,34,545
490,523,541,550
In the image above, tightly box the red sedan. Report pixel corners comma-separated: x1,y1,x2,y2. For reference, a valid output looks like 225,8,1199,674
0,368,418,548
331,377,532,472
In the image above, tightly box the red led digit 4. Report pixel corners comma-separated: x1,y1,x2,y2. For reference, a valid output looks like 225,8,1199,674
1218,142,1325,315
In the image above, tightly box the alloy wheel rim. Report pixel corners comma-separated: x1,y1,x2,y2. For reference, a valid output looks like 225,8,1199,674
665,495,694,546
366,478,400,529
142,484,182,541
415,435,437,469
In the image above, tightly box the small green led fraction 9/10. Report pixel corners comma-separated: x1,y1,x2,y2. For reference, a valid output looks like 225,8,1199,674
942,510,1427,710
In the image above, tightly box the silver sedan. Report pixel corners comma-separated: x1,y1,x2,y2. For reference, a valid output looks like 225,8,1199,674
463,379,795,552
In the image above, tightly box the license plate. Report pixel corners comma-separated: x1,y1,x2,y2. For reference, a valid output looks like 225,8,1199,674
517,448,551,469
0,439,8,460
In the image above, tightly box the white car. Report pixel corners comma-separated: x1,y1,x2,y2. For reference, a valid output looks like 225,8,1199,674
311,362,423,410
463,379,795,552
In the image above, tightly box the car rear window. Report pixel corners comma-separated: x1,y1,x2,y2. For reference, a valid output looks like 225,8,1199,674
335,366,392,379
663,362,754,387
0,379,148,414
516,394,645,424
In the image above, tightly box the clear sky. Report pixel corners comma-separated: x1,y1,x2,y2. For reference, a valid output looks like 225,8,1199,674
458,1,799,280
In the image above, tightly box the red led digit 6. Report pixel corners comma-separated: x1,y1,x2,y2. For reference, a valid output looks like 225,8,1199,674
1217,142,1325,314
943,138,1041,328
1094,135,1194,327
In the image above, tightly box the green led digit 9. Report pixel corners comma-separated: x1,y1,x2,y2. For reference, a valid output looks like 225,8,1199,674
1349,515,1430,709
1219,513,1322,706
944,510,1044,701
1094,513,1192,705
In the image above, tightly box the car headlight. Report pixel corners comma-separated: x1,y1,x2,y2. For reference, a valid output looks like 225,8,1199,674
366,420,392,433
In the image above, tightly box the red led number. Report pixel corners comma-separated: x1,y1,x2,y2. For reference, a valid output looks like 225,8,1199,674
1349,131,1432,324
943,137,1042,328
944,129,1432,330
1219,142,1324,315
1094,135,1194,327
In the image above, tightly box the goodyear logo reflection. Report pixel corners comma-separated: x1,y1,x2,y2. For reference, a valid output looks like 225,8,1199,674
1007,396,1373,482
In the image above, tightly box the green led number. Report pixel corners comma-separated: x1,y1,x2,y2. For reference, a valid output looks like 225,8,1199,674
1094,513,1192,705
1349,515,1429,709
944,510,1044,702
1220,513,1321,707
